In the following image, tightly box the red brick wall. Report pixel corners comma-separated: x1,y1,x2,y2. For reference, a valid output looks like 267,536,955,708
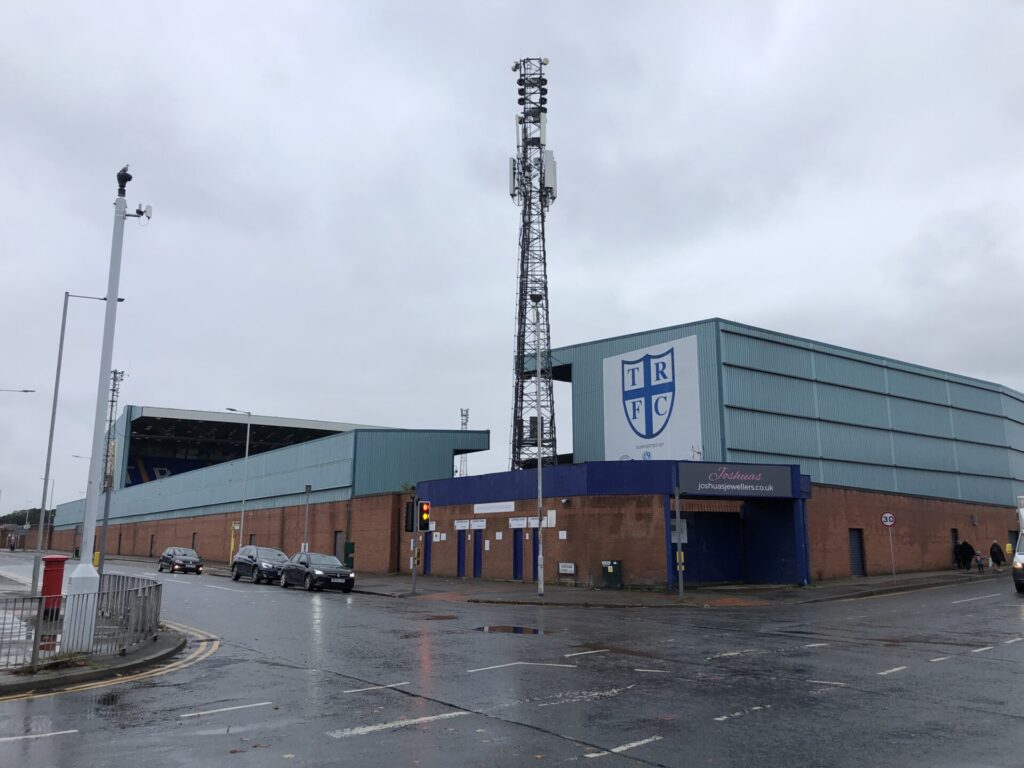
806,485,1017,581
48,485,1020,585
398,494,670,586
48,494,403,573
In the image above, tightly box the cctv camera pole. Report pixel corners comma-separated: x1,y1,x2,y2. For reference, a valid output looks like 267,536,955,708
66,166,132,652
410,500,418,597
532,295,545,598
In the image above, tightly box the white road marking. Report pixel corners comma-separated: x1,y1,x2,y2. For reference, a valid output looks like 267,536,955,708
705,649,757,661
205,585,251,593
538,684,636,708
634,668,669,673
878,666,906,676
952,593,1001,604
327,711,469,738
806,680,847,687
0,729,79,743
467,661,576,673
343,682,409,693
802,643,829,648
713,705,772,722
929,657,950,663
180,701,273,718
564,649,609,658
971,646,993,653
1005,638,1022,645
584,735,662,758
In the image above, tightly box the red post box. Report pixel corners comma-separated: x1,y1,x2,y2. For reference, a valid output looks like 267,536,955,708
41,554,69,620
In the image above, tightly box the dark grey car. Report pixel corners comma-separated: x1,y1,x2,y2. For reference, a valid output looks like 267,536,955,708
157,547,204,574
232,546,289,584
280,552,355,592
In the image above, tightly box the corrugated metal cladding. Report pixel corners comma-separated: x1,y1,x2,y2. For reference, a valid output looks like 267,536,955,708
719,321,1024,505
53,428,489,529
550,317,1024,507
551,319,724,464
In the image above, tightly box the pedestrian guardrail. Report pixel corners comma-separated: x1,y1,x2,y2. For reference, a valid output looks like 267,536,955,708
0,574,162,673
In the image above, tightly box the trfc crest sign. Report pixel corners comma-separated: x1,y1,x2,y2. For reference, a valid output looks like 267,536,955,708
622,349,675,439
603,336,701,461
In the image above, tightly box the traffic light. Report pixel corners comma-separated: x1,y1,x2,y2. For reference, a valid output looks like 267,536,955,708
404,501,415,533
418,500,431,531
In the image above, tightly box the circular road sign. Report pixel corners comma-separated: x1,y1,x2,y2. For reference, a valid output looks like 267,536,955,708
881,512,896,527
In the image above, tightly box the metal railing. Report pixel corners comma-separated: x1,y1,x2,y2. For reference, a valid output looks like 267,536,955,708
0,574,162,672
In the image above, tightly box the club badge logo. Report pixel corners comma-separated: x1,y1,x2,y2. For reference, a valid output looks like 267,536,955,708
621,348,675,439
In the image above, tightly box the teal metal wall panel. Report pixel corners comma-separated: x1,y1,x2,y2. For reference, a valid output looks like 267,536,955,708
952,410,1006,445
814,353,887,393
727,450,823,481
890,398,953,438
721,331,814,379
1010,451,1024,482
1000,394,1024,424
955,442,1011,477
817,384,890,429
819,460,897,492
896,468,961,498
1005,421,1024,451
887,369,949,404
352,430,489,496
819,423,891,464
723,368,815,418
727,410,819,457
957,475,1014,505
892,433,957,472
949,382,1003,415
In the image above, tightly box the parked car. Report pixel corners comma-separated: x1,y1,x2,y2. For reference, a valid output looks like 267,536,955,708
232,546,289,584
158,547,204,574
280,551,355,592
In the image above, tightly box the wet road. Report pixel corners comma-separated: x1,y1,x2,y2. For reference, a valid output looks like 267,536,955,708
2,554,1023,767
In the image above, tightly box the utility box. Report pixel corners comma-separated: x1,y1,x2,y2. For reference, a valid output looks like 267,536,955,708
601,560,623,590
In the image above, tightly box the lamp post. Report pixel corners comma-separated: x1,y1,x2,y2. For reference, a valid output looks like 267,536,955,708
68,165,146,653
31,292,118,597
530,292,545,598
226,408,252,557
302,484,312,553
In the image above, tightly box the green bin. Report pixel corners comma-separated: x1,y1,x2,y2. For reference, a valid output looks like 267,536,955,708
601,560,623,589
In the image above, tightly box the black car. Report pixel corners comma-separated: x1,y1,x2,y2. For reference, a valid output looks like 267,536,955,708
280,552,355,592
157,547,204,574
232,546,289,584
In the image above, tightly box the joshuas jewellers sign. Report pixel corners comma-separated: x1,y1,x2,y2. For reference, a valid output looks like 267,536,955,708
678,462,795,498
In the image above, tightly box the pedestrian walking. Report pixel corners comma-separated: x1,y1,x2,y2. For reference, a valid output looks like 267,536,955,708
975,551,985,573
960,540,976,573
990,540,1006,573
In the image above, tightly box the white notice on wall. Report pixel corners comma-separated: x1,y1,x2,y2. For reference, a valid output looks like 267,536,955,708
433,532,441,542
441,533,447,542
484,540,490,551
454,520,470,531
495,531,503,541
558,530,567,540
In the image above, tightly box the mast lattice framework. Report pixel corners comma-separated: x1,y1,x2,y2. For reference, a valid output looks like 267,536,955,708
509,57,558,470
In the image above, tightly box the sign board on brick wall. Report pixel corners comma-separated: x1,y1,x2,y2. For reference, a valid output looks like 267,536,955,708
454,520,470,530
678,462,795,498
475,501,515,514
470,519,487,530
558,562,576,575
509,517,528,529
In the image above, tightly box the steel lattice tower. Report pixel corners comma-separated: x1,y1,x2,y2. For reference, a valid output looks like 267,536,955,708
509,57,558,470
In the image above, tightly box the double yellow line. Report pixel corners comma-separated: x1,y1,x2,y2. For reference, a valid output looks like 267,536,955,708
0,619,220,703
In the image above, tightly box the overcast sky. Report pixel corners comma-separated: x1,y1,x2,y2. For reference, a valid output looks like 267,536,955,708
2,1,1023,516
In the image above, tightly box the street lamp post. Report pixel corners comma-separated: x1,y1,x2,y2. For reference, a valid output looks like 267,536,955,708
226,408,252,557
530,292,545,598
302,484,312,553
67,166,145,653
31,292,117,597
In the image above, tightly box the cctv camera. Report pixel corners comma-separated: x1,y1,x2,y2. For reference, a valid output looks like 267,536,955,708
135,204,152,220
560,498,570,505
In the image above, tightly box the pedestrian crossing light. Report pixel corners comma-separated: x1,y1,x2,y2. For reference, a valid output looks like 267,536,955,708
418,501,431,531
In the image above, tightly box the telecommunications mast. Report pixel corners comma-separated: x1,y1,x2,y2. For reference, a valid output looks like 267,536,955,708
509,57,558,470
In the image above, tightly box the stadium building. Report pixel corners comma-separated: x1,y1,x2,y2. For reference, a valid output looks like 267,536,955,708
53,319,1022,586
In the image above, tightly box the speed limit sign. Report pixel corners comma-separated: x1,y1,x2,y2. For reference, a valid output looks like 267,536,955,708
881,512,895,527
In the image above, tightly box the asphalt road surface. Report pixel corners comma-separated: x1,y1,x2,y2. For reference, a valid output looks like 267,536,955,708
1,553,1022,767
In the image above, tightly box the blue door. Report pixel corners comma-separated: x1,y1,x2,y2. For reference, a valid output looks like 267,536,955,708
423,534,432,575
473,533,483,577
532,529,539,582
456,530,466,578
513,529,523,580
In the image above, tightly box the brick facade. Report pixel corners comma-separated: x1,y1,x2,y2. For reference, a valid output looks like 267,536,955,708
49,485,1020,585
